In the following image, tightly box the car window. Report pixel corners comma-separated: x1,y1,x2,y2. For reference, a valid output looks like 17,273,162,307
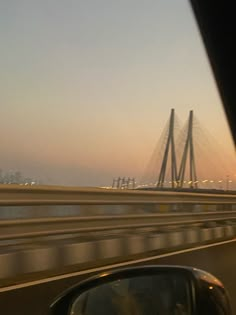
0,0,235,189
0,2,236,315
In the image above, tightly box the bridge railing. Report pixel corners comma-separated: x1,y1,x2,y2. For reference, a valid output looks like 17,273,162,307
0,184,235,205
0,184,235,241
0,185,235,220
1,211,236,242
0,185,235,285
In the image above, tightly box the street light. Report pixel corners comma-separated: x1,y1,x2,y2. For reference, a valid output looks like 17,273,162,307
218,180,223,189
226,175,229,191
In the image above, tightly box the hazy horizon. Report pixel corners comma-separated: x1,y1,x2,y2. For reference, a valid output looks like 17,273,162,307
0,0,235,188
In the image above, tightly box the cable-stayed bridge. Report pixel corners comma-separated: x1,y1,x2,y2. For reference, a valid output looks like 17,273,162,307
0,111,235,314
136,109,235,191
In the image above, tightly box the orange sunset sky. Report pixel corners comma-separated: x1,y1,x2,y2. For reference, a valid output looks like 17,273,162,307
0,0,235,187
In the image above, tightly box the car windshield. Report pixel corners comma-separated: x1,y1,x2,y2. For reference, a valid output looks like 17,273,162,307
0,1,235,315
0,0,235,189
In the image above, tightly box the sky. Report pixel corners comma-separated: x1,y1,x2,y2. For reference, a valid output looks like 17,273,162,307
0,0,235,187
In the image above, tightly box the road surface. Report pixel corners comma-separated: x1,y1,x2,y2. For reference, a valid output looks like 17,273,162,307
0,239,235,315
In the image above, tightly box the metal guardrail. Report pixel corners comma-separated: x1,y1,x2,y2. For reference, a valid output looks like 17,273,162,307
0,211,236,241
0,185,235,205
0,185,235,285
0,185,235,241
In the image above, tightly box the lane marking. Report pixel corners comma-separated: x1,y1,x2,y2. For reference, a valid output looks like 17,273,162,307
0,238,235,292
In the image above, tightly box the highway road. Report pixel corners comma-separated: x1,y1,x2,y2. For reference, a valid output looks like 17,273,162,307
0,239,235,315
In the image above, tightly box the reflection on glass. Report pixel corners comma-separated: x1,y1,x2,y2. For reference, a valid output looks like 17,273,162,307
70,274,192,315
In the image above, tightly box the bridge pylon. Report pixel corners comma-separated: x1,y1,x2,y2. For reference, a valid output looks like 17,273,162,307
157,108,177,188
177,110,198,188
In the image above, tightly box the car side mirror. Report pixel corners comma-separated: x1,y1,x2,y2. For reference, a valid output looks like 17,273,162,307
50,265,232,315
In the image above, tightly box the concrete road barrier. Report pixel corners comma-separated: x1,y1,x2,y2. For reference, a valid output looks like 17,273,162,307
0,224,235,284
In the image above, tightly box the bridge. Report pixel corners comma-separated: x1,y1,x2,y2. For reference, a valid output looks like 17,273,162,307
113,109,235,191
0,184,235,314
0,111,235,314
